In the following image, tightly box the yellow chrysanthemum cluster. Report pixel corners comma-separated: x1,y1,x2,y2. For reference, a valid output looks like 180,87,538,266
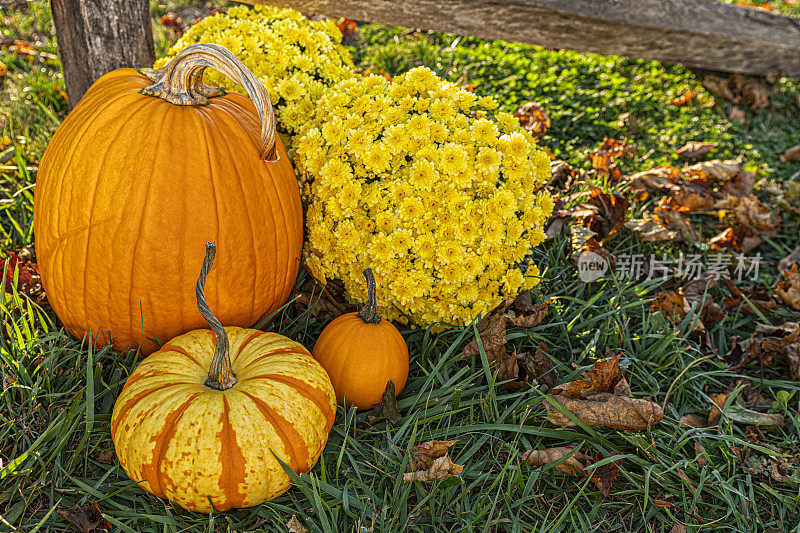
153,5,354,133
294,68,553,327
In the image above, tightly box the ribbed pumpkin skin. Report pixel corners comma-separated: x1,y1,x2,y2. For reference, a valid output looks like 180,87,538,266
34,68,302,354
111,327,335,512
313,313,409,410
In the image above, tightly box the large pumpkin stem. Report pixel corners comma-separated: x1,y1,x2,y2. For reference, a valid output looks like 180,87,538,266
356,268,382,324
197,241,237,391
140,43,278,162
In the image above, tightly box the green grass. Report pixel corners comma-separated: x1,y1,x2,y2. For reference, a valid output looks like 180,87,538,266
2,2,800,531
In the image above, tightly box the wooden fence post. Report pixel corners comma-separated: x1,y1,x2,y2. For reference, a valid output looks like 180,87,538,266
50,0,155,109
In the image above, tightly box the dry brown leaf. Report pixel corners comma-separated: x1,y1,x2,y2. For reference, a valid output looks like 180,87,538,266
572,188,631,242
721,169,756,199
587,138,636,181
404,453,464,482
287,515,309,533
515,342,557,391
366,381,401,424
293,276,352,322
590,453,622,496
708,393,728,426
651,276,723,331
668,91,695,106
773,264,800,311
337,18,358,45
683,160,742,184
94,448,116,465
0,246,48,309
721,278,778,315
407,440,459,472
728,106,748,125
709,226,762,254
676,141,716,159
522,446,591,476
716,196,779,235
462,297,552,389
522,447,622,496
694,440,708,467
727,322,800,380
514,102,551,138
780,145,800,163
545,393,664,430
654,209,703,243
743,452,800,484
57,501,112,533
624,216,679,242
403,441,466,481
702,73,775,109
624,166,682,192
727,378,771,408
509,299,551,328
545,351,663,430
778,245,800,272
549,160,585,190
553,349,623,398
657,186,716,214
679,413,709,428
461,301,516,384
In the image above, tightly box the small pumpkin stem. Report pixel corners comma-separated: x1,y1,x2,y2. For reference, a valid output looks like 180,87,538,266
140,43,278,161
197,241,237,391
356,268,381,324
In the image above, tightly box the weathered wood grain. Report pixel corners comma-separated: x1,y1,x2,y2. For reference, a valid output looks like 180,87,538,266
244,0,800,76
51,0,155,108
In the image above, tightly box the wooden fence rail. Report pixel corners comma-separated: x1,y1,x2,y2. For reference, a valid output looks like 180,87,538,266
52,0,800,106
246,0,800,77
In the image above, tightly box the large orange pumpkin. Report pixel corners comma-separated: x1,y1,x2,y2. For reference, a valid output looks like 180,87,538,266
111,242,335,512
34,44,302,354
313,268,409,410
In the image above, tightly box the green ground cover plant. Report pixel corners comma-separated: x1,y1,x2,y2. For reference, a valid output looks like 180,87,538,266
1,1,799,531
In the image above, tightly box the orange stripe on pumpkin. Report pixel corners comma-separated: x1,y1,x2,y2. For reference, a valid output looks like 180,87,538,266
243,346,311,367
244,373,335,433
237,330,263,356
161,343,204,368
111,382,178,436
117,368,185,394
238,390,310,472
138,392,201,499
218,395,249,510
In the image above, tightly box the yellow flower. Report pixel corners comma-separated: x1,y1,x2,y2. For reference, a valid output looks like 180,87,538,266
496,112,520,132
291,64,552,327
408,160,437,190
156,5,354,133
375,211,400,233
414,234,436,261
399,196,425,220
439,143,468,176
471,119,499,144
438,241,465,265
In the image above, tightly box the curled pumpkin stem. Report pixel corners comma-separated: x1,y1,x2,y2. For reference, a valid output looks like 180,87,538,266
141,43,278,162
197,241,237,391
356,268,381,324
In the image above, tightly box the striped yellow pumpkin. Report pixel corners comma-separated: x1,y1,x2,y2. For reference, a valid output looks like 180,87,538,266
111,243,335,512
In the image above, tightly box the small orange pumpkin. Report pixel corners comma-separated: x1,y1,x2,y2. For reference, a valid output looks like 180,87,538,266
34,44,302,354
312,268,409,410
111,242,335,512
